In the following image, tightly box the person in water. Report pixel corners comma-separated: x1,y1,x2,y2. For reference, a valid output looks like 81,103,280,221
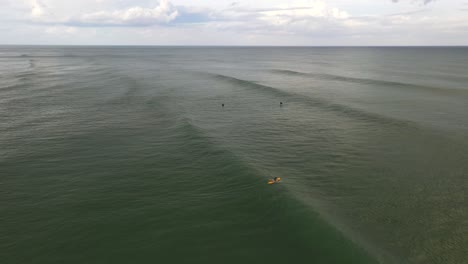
280,102,283,106
222,103,225,107
273,177,279,182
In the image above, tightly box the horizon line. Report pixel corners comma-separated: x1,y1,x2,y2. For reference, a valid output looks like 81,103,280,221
1,44,467,48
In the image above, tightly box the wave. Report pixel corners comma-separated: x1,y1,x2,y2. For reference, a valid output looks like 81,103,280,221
0,81,71,103
0,54,81,59
15,71,36,80
101,74,146,107
0,83,29,95
212,73,293,98
271,69,468,95
164,116,269,192
170,87,390,263
2,72,96,99
210,73,412,127
0,54,156,59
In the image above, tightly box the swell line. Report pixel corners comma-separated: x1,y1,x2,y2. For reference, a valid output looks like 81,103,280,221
210,73,413,127
271,69,468,96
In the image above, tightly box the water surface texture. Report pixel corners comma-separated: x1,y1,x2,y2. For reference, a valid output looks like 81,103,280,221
1,46,468,264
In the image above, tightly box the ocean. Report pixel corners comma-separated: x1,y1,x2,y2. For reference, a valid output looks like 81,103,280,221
1,46,467,264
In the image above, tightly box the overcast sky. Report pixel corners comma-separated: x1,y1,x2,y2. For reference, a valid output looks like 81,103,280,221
1,0,467,45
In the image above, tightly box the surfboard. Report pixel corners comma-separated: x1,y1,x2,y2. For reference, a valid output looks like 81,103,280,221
268,177,281,184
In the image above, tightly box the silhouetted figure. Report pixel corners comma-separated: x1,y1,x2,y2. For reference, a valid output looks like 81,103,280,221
280,102,283,106
222,103,225,107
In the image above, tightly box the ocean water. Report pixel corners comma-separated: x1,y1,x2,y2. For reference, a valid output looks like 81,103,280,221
1,46,467,264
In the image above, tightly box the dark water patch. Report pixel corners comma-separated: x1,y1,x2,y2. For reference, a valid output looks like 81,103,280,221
151,117,379,263
2,46,467,264
179,80,397,263
1,104,378,264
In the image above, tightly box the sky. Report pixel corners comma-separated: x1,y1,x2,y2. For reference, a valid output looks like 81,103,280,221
0,0,467,46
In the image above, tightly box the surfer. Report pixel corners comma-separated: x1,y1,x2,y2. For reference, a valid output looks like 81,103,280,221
268,177,281,184
222,103,224,107
280,102,283,106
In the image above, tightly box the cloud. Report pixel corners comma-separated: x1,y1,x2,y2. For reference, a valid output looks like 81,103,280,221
391,0,436,5
2,0,466,45
172,6,220,24
45,26,77,34
31,0,46,18
254,2,349,29
174,1,349,31
29,0,179,26
75,0,178,26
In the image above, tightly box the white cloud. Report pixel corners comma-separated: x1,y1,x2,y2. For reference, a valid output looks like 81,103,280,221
31,0,46,18
0,0,467,45
392,0,436,5
45,26,77,34
70,0,178,26
259,1,349,20
174,1,350,35
253,1,349,32
24,0,178,26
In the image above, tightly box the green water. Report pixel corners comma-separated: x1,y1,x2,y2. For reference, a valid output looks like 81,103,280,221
1,47,468,264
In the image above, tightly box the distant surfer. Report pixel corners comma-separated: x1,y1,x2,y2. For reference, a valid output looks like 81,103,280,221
222,103,224,107
268,177,281,184
280,102,283,106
